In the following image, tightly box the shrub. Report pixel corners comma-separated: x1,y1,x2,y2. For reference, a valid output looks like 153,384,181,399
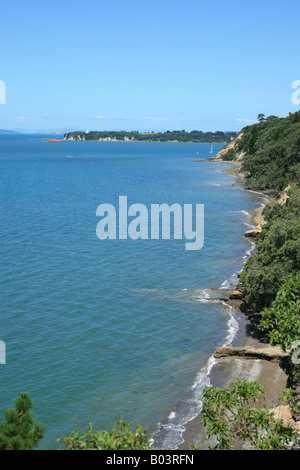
260,274,300,351
240,190,300,311
58,418,152,450
200,380,298,450
0,393,44,450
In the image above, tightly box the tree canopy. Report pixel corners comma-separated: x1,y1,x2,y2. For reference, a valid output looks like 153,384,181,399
64,129,237,143
240,188,300,311
0,393,44,450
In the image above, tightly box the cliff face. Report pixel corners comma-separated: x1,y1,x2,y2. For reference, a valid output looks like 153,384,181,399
215,131,245,161
64,135,85,141
218,113,300,194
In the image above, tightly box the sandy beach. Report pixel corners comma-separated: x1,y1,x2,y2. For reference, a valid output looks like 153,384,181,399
178,316,288,450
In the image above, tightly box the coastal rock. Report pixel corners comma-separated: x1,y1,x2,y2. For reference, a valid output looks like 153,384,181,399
214,346,288,361
270,406,293,426
228,282,244,300
215,132,244,161
229,290,243,300
190,296,228,302
244,226,262,238
278,184,292,205
269,405,300,432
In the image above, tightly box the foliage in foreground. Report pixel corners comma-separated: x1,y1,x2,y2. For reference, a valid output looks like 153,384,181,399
57,418,152,450
259,273,300,418
0,393,44,450
199,380,298,450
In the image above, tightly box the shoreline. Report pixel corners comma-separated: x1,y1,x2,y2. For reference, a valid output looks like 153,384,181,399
177,159,288,450
63,139,229,144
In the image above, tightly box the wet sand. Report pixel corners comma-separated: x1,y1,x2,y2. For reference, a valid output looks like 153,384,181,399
178,317,288,450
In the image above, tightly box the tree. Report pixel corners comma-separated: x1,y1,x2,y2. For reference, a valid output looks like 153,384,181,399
260,274,300,352
257,113,266,123
259,273,300,420
240,190,300,311
240,115,300,193
58,418,151,450
0,393,44,450
199,380,298,450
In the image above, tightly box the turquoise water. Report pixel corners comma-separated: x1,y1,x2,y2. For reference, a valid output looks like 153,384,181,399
0,136,264,449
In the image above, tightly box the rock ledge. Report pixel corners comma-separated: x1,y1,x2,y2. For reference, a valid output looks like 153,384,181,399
214,346,288,361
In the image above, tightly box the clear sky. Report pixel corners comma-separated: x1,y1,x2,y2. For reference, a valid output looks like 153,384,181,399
0,0,299,132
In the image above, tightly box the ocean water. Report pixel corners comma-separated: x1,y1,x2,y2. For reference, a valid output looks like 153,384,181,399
0,136,266,449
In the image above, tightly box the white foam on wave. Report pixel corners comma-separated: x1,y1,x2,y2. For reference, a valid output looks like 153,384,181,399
153,204,257,450
152,302,239,450
196,289,210,299
220,273,238,290
243,239,256,261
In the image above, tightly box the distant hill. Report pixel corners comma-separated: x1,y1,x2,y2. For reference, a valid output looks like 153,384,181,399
64,130,237,143
0,130,23,134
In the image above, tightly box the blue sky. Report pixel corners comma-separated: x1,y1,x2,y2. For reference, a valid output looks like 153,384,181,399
0,0,299,132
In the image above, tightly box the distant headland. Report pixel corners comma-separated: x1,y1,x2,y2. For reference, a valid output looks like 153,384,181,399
63,130,237,143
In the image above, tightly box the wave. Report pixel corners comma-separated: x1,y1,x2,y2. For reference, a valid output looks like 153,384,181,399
152,302,239,450
152,204,256,450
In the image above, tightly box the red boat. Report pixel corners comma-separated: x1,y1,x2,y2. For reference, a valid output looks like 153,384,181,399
47,139,62,143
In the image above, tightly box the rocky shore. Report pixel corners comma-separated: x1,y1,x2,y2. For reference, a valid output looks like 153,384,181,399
178,150,295,450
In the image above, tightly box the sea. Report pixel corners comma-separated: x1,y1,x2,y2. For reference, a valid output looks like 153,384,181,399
0,135,267,449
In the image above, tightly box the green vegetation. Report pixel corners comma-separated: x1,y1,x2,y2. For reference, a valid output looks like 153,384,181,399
220,111,300,194
60,113,299,450
222,147,237,161
280,355,300,411
233,111,300,428
235,112,300,311
259,273,300,418
199,379,297,450
260,273,300,352
0,398,151,450
240,188,300,311
237,111,300,195
0,393,44,450
57,418,151,450
2,111,300,451
2,389,298,451
64,129,236,143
